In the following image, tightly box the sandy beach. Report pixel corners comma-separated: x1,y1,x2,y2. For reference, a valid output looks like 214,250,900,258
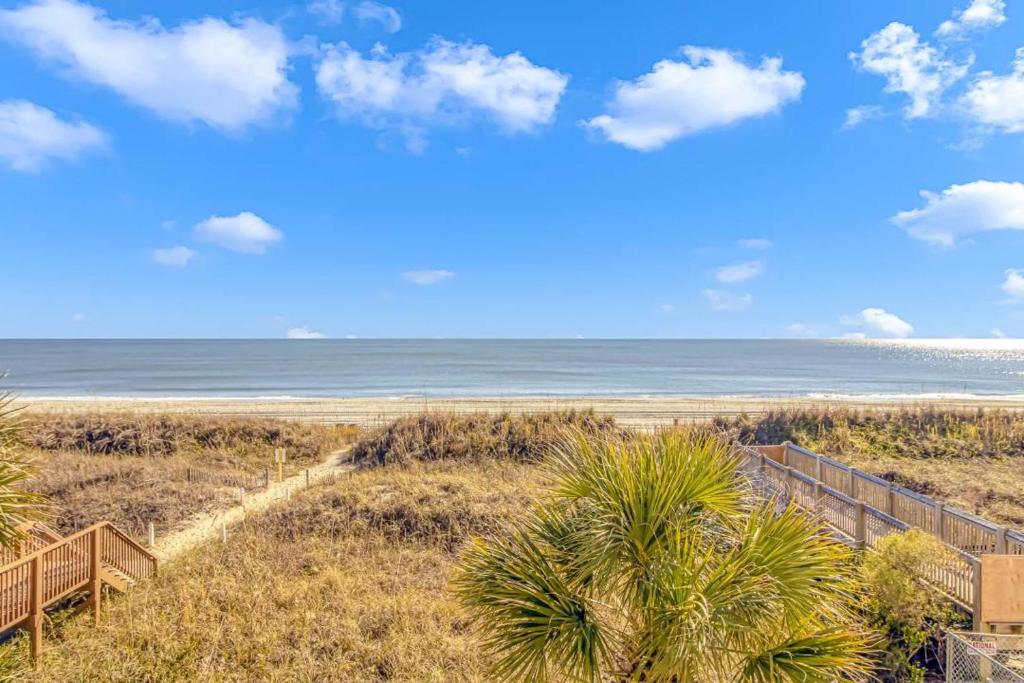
16,394,1024,428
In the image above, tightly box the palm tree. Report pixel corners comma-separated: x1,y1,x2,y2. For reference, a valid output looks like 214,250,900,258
0,391,47,549
454,431,874,682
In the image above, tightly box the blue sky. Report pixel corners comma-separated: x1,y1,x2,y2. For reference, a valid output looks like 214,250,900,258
2,0,1024,339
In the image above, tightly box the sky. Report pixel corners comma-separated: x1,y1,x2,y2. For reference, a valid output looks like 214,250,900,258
2,0,1024,339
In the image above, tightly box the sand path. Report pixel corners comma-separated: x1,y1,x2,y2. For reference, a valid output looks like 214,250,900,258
152,448,353,562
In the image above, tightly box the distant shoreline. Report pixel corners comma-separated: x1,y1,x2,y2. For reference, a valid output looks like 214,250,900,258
17,394,1024,428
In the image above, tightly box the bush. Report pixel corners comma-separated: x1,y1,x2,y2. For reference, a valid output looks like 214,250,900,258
859,529,966,681
350,410,619,467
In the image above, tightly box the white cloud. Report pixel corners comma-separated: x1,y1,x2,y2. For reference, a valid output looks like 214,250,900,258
286,327,326,339
703,289,752,311
842,332,868,340
402,269,453,285
315,38,568,146
308,0,344,24
0,0,297,132
0,99,106,172
583,47,804,151
1003,268,1024,300
892,180,1024,246
843,104,886,129
841,307,914,338
850,22,969,119
715,260,763,284
353,1,401,33
737,238,772,250
961,48,1024,133
71,312,88,323
937,0,1006,37
658,303,675,313
784,323,819,338
992,327,1008,338
152,245,195,268
194,212,282,254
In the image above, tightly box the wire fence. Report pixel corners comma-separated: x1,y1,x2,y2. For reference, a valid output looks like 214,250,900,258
947,632,1024,682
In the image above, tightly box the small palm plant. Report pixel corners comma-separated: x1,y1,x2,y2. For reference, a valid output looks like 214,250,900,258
0,392,46,549
454,431,873,682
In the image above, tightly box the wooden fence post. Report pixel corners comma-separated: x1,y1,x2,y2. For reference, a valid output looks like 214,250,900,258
221,523,227,543
29,554,43,661
186,467,192,484
886,480,896,516
782,442,791,467
263,468,270,489
305,468,310,488
783,466,793,505
854,502,866,549
995,526,1008,554
148,522,155,548
814,454,823,482
933,501,945,540
847,467,856,498
89,527,102,626
972,558,983,631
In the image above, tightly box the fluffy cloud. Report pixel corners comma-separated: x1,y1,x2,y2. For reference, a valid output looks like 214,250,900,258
703,289,752,311
583,47,804,151
315,38,568,146
715,260,764,284
194,212,283,254
843,104,886,129
1004,268,1024,300
0,99,106,172
937,0,1006,37
891,180,1024,246
286,327,326,339
152,246,195,268
402,269,453,285
841,308,914,338
850,22,969,119
960,49,1024,133
0,0,297,132
737,238,772,250
308,0,344,24
353,1,401,33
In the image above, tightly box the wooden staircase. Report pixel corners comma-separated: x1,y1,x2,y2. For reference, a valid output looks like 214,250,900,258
0,521,158,660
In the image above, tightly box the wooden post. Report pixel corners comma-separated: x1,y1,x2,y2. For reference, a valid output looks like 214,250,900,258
814,454,823,482
886,480,896,516
854,502,866,549
186,467,192,484
29,554,43,662
305,468,310,488
972,558,983,631
148,522,155,548
263,468,269,489
782,441,791,467
933,501,946,541
847,467,856,497
996,526,1008,554
220,523,227,543
783,466,793,505
89,527,102,626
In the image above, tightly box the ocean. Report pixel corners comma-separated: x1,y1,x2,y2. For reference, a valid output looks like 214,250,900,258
1,339,1023,398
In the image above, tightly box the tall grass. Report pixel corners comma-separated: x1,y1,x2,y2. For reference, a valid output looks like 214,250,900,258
351,410,618,467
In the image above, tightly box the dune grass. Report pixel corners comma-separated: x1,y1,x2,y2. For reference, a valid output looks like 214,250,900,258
15,415,360,540
351,410,618,467
716,408,1024,526
6,460,541,682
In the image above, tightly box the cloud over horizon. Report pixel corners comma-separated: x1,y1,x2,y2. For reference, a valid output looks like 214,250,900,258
402,269,454,285
0,0,297,132
841,307,915,338
194,212,283,254
584,47,805,151
892,180,1024,246
0,99,106,172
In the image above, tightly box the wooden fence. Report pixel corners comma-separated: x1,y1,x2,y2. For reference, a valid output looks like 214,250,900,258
735,444,985,623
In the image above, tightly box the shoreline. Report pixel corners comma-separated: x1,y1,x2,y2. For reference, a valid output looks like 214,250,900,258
16,394,1024,428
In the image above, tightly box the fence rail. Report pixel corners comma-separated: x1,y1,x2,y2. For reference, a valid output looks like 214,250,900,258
735,444,982,614
0,521,158,659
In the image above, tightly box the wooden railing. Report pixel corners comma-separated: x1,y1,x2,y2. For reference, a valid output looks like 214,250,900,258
735,444,983,621
0,521,158,660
